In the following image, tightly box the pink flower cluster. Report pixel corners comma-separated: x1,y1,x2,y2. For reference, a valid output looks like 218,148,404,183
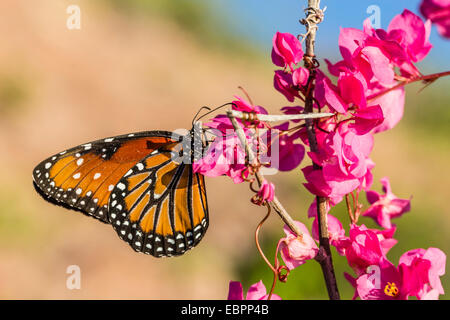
301,10,435,204
195,8,448,300
279,176,446,300
344,226,446,300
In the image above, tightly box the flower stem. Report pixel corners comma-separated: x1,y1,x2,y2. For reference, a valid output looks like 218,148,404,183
302,0,340,300
227,111,304,237
345,194,355,223
367,70,450,102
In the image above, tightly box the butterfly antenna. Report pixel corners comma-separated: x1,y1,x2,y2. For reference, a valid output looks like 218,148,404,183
195,102,238,124
192,106,212,127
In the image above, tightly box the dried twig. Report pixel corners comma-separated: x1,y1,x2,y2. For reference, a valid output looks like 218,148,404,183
228,110,334,122
227,111,303,237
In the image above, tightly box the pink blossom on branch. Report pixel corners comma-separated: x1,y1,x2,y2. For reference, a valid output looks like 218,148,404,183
344,224,387,276
320,9,433,134
227,280,281,300
387,9,433,63
356,259,408,300
271,31,304,70
193,134,247,184
193,96,268,184
420,0,450,38
363,177,411,229
274,70,299,102
252,179,275,205
353,247,446,300
279,221,318,270
303,124,375,204
399,247,446,298
292,66,310,86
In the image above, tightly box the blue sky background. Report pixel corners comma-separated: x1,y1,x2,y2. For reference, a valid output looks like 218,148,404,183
212,0,450,72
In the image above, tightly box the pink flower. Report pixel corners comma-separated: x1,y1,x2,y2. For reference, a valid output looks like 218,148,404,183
337,70,368,109
331,10,432,87
314,71,348,113
311,214,349,255
361,10,432,77
193,134,247,184
337,27,397,86
302,166,336,200
350,104,384,135
303,124,375,203
421,0,450,38
252,179,275,205
345,224,385,276
399,247,446,299
387,9,433,63
232,96,268,129
279,221,318,270
227,280,281,300
194,96,269,184
315,71,384,135
353,247,446,300
355,258,408,300
274,70,299,102
271,32,304,70
292,67,310,86
363,177,411,229
269,122,305,172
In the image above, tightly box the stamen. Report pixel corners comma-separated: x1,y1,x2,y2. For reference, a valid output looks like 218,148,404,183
384,282,399,297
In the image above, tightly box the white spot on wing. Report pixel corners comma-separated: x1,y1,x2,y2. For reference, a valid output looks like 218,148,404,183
124,169,133,177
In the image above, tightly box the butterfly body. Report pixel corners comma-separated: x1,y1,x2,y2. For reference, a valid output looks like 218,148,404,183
33,128,209,257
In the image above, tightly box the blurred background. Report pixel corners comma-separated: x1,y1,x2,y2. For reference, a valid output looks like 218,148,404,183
0,0,448,299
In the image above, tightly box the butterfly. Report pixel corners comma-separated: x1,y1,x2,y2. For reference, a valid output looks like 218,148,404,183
32,123,209,258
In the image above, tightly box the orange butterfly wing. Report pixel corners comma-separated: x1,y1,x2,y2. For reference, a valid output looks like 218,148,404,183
108,148,209,257
32,131,181,223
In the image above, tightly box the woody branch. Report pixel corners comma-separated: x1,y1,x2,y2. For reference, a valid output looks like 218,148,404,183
302,0,340,300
